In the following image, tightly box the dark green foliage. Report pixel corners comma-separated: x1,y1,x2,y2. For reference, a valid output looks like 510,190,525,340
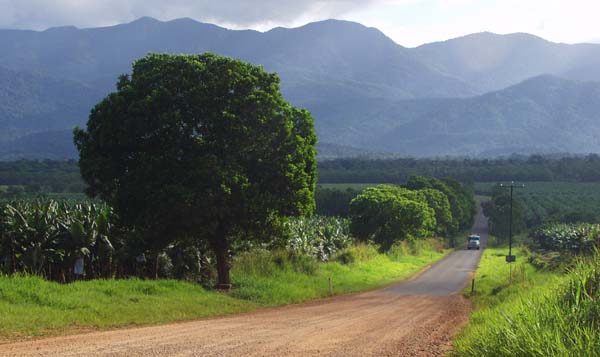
405,175,475,232
318,154,600,183
0,160,84,195
412,188,455,236
315,187,360,217
349,185,436,251
74,53,317,287
483,191,527,243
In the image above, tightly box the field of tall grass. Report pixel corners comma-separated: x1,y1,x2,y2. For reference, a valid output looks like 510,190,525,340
0,240,447,340
453,247,600,355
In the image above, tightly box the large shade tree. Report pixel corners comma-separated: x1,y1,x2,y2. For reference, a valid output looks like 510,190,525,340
74,53,317,288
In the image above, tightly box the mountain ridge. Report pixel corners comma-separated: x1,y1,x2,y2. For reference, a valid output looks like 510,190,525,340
1,17,600,159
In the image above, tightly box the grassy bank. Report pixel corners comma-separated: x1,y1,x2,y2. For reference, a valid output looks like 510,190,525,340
453,247,600,355
0,242,448,339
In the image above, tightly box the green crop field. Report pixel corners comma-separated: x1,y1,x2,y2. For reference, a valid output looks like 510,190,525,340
475,182,600,226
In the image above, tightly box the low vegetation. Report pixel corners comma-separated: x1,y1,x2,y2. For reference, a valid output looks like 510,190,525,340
0,241,447,339
455,239,600,355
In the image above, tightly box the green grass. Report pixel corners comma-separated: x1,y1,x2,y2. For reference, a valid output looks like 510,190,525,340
0,277,254,340
0,243,448,339
453,247,600,356
461,247,562,309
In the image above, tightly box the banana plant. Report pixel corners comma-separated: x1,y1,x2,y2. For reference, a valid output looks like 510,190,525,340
2,200,64,275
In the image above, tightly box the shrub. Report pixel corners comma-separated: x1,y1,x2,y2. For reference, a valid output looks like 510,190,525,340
530,223,600,254
335,244,379,265
285,216,352,261
232,249,318,278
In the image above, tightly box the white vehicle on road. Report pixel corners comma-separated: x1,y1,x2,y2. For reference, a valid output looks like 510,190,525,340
466,235,480,250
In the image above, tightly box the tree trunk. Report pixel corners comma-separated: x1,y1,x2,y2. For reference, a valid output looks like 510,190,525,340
153,253,160,280
11,241,16,274
213,223,232,290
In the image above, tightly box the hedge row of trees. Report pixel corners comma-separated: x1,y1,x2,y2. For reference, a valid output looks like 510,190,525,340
318,154,600,183
6,154,600,196
0,159,84,193
348,177,476,250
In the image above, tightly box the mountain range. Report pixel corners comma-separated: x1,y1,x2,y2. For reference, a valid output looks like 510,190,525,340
1,17,600,158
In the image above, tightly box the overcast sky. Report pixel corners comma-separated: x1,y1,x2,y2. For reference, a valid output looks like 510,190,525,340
1,0,599,47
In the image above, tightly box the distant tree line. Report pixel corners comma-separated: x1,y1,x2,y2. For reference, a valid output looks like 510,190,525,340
4,155,600,196
0,159,84,194
318,154,600,183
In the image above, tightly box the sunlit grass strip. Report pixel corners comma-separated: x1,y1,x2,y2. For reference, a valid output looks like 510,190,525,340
453,247,600,356
0,243,448,339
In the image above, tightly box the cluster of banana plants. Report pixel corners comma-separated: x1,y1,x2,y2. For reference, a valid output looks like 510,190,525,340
0,199,115,281
530,223,600,254
284,216,353,261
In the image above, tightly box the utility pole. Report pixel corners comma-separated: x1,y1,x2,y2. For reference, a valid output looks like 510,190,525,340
499,182,524,264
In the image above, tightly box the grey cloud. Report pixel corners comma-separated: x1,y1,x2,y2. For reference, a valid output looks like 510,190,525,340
0,0,375,30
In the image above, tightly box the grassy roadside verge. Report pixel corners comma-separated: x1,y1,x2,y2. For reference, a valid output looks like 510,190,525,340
0,242,449,340
452,247,600,356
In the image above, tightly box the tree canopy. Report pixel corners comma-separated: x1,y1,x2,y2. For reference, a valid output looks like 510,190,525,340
349,185,436,250
405,176,475,232
483,189,526,242
74,53,317,287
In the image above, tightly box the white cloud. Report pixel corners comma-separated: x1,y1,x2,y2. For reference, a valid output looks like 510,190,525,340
0,0,377,30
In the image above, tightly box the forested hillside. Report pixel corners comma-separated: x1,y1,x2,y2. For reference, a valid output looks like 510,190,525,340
2,18,600,158
0,67,100,151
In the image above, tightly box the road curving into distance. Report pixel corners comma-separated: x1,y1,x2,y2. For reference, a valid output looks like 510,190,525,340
0,204,489,357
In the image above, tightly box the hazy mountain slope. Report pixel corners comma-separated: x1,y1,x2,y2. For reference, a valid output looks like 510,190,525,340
2,18,600,158
413,32,600,93
0,66,102,142
0,17,478,159
363,76,600,156
0,17,475,101
0,129,77,160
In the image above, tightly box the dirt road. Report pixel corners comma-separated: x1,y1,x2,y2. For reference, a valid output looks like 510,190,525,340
0,207,488,356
